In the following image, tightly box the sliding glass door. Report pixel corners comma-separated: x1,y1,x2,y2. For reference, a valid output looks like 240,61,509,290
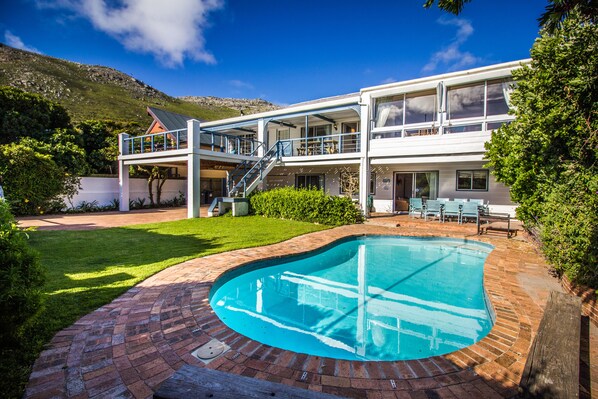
394,171,438,212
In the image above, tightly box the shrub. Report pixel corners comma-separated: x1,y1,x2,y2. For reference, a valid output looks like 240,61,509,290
540,170,598,287
249,187,364,226
0,200,45,347
0,142,67,215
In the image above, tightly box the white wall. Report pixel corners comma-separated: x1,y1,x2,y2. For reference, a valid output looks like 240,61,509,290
67,177,187,208
370,162,517,216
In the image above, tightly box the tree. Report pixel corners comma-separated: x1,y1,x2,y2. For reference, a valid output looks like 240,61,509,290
0,142,66,215
0,87,71,144
423,0,598,33
0,87,91,214
134,165,172,206
485,12,597,285
77,120,142,175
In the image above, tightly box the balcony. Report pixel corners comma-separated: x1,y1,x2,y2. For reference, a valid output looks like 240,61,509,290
277,132,361,157
121,129,262,156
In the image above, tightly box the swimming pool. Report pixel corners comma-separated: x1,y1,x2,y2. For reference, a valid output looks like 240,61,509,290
210,236,495,361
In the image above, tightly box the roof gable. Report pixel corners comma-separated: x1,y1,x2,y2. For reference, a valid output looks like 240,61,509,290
147,106,201,131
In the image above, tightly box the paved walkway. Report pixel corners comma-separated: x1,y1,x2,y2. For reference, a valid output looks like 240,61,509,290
17,207,197,230
22,213,596,399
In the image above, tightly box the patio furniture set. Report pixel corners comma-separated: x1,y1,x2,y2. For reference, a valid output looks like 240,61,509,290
408,198,516,237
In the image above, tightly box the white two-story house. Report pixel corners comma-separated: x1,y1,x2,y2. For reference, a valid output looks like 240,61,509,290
118,59,525,218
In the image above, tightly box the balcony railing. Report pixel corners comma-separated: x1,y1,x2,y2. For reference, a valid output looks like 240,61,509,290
278,132,361,157
122,129,263,156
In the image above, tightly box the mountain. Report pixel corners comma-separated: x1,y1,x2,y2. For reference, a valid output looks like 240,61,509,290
0,44,279,126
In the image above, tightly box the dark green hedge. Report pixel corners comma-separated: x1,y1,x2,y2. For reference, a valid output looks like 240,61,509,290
0,200,45,347
540,170,598,286
249,187,364,226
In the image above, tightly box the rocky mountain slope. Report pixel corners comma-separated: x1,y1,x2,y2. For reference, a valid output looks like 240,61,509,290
0,44,278,125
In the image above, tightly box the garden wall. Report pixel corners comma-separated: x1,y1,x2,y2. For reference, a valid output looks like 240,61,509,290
67,176,187,208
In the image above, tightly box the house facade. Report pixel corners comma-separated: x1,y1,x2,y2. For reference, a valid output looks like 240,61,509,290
118,60,526,218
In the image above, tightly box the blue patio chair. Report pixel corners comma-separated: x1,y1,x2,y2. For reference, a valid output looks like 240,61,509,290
424,200,443,222
409,198,423,218
454,198,468,202
461,201,480,224
469,199,484,205
437,197,449,204
443,201,461,223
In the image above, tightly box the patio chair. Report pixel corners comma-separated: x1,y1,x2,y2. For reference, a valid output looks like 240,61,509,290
454,198,468,202
461,201,480,224
443,200,461,223
408,197,423,218
437,197,450,203
469,199,485,205
424,200,443,222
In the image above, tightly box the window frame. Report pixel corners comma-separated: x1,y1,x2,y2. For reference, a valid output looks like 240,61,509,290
295,174,325,190
455,169,489,191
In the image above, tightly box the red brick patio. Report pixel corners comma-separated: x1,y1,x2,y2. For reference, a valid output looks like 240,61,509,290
23,215,597,399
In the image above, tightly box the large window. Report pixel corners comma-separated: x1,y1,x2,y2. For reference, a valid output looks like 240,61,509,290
456,170,489,191
375,96,404,127
375,90,436,128
296,174,324,190
447,79,513,121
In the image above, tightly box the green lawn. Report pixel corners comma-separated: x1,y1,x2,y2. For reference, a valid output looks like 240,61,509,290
6,216,328,398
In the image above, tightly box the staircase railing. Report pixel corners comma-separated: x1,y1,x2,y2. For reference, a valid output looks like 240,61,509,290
227,160,255,194
229,141,287,197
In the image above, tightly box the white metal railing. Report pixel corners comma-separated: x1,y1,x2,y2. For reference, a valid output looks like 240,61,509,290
370,119,513,139
278,132,361,157
122,129,263,156
124,129,187,155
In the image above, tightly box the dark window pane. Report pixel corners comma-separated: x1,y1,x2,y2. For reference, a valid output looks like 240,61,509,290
472,171,488,190
448,83,484,120
445,124,483,134
487,121,510,131
457,171,472,190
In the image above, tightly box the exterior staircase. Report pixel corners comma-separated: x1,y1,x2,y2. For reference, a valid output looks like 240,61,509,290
228,141,284,198
208,141,285,217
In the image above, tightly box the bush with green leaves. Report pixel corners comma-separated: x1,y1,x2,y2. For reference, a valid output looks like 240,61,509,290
485,12,597,286
0,200,45,347
0,142,68,215
249,187,364,226
540,169,598,285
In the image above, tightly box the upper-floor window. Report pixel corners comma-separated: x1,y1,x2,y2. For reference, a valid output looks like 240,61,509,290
447,79,512,121
375,90,436,128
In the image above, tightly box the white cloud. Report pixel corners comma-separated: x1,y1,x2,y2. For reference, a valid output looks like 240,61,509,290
38,0,223,67
423,17,481,73
381,77,397,84
3,31,42,54
228,79,254,90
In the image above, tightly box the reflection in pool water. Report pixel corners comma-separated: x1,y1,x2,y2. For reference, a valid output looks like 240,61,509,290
210,236,494,361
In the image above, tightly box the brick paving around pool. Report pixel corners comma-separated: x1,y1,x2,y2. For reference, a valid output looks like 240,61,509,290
23,219,595,399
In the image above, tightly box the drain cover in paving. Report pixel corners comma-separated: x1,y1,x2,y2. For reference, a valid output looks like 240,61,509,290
191,339,230,364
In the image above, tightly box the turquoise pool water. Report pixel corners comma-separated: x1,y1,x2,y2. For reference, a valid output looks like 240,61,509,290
210,236,495,361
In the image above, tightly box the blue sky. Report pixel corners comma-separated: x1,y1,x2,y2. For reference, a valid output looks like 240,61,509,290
1,0,545,105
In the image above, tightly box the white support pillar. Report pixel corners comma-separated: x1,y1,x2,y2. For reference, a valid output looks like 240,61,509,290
187,119,201,218
359,93,372,217
257,118,266,157
118,133,130,212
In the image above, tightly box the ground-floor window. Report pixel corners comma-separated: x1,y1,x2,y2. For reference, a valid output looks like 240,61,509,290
456,170,489,191
296,174,325,190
